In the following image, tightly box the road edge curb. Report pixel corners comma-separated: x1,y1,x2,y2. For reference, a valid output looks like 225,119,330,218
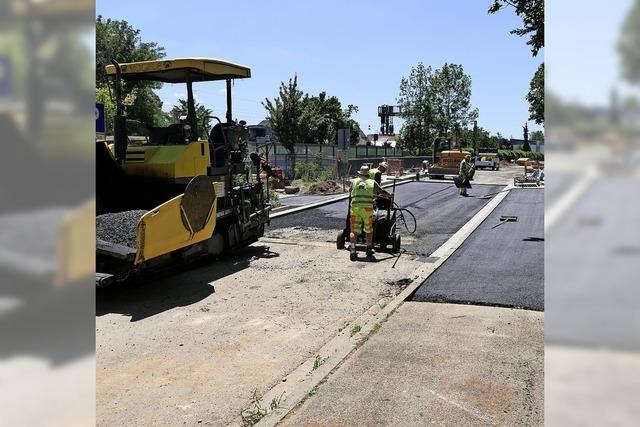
270,176,417,219
254,184,515,427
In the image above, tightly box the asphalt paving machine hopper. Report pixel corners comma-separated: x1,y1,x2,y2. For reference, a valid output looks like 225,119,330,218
96,58,272,285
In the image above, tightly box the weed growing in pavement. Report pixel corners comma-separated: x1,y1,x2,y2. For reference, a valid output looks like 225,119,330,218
312,354,327,371
267,189,282,208
241,389,268,426
371,322,382,334
356,308,398,347
350,324,362,337
299,379,326,406
241,389,285,426
269,392,285,411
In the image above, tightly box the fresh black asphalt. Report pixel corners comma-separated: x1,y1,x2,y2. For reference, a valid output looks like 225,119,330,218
545,171,577,206
545,177,640,351
411,188,544,310
269,181,504,257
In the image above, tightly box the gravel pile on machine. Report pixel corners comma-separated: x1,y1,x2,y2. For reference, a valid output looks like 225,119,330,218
96,210,148,249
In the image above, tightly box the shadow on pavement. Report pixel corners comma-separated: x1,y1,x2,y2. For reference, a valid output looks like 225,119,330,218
96,245,279,321
0,269,95,366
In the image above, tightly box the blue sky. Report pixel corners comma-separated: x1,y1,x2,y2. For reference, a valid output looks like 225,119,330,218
547,0,633,106
97,0,543,138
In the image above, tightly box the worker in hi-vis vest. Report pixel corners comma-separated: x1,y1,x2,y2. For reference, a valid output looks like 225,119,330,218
369,161,388,185
458,154,475,196
349,165,392,261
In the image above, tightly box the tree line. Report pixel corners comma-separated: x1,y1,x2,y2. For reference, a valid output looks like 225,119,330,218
96,16,214,139
262,76,360,153
97,0,544,154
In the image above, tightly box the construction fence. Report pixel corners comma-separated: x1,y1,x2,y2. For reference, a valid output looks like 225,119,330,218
248,142,430,178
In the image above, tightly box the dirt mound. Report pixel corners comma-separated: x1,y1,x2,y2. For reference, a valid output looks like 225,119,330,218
307,180,341,194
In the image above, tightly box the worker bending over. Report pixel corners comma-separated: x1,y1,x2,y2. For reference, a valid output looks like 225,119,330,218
369,161,388,185
458,154,475,196
350,165,392,261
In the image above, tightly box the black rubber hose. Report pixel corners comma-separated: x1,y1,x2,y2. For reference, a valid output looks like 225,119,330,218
393,202,417,234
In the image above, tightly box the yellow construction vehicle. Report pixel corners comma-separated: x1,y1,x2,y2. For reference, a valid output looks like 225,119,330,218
96,58,272,285
427,137,471,179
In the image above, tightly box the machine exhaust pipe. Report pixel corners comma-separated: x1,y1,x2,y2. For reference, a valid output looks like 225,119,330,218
111,60,128,163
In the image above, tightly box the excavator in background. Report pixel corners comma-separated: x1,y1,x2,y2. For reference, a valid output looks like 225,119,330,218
96,58,273,286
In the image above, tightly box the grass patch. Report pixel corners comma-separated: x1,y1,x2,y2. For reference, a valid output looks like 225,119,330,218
294,154,333,183
270,393,285,411
356,307,398,347
349,324,362,337
312,354,327,371
298,378,328,407
240,389,284,426
267,189,282,208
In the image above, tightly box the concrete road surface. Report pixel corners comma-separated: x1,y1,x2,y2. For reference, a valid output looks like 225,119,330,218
96,181,504,426
280,302,543,427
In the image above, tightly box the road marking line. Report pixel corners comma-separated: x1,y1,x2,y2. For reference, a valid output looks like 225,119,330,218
260,238,334,248
255,184,514,427
426,388,496,425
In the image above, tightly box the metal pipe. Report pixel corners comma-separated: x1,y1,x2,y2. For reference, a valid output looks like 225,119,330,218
186,72,198,141
111,60,128,163
226,79,232,124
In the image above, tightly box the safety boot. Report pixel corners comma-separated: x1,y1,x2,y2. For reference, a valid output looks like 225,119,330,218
350,247,357,261
366,246,374,257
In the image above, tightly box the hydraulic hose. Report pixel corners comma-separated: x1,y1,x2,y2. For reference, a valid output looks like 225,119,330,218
392,202,417,234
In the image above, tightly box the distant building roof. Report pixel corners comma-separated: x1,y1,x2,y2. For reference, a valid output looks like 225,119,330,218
364,134,397,147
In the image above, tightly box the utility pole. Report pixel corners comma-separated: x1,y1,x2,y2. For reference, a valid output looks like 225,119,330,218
473,120,478,156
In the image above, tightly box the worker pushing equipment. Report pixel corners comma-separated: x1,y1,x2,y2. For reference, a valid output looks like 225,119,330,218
369,161,388,185
349,165,392,261
456,154,475,196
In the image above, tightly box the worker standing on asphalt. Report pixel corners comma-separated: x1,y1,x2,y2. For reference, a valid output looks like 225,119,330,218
349,165,392,261
458,154,475,197
369,161,388,185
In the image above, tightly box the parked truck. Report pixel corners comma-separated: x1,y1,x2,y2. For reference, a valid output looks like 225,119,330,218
475,147,500,170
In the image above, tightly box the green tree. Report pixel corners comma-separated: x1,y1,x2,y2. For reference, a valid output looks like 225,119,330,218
344,105,361,145
461,125,495,149
397,63,478,154
169,99,213,139
489,1,544,125
96,86,115,134
96,16,165,89
96,16,167,131
299,93,360,145
527,63,544,124
530,129,544,142
397,63,434,154
491,132,506,148
619,0,640,84
488,0,544,57
523,122,531,151
263,75,306,153
430,63,479,138
126,87,170,129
